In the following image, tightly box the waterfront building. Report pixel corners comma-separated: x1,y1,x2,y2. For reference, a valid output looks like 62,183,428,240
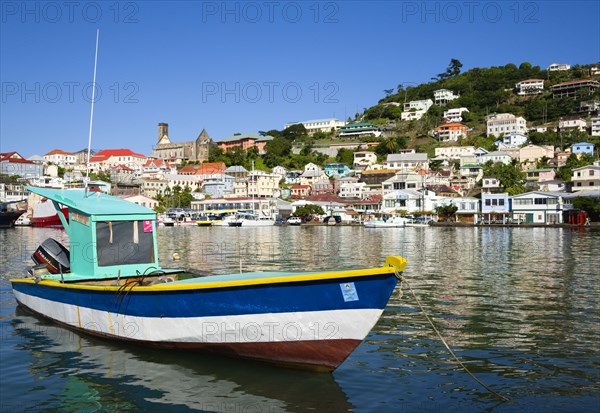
431,196,480,223
510,192,566,224
481,193,511,223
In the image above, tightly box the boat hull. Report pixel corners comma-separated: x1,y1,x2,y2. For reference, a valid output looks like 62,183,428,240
11,272,398,371
0,210,25,228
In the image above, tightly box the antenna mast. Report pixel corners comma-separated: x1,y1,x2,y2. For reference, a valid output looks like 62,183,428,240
85,29,100,194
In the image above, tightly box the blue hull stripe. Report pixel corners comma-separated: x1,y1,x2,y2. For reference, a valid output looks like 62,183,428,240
12,274,398,318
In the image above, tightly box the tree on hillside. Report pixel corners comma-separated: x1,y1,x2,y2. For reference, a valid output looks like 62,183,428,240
336,148,354,165
282,124,308,141
557,153,595,181
483,161,525,195
435,58,463,81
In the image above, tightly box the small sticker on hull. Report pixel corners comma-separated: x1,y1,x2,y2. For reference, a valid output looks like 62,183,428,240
340,282,359,302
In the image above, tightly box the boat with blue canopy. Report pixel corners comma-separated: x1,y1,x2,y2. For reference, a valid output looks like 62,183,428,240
11,186,407,371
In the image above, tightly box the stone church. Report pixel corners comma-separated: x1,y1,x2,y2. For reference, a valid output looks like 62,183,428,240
151,123,214,163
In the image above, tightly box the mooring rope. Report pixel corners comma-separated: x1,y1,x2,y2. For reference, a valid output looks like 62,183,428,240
393,269,511,402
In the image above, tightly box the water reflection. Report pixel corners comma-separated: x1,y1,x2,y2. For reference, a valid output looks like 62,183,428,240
9,306,352,412
2,226,599,411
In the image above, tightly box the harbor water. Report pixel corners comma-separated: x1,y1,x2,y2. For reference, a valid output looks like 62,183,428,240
1,225,599,412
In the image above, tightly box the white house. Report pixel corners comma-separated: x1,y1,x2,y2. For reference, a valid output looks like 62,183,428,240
384,153,429,171
338,182,367,198
432,123,468,142
382,171,425,194
479,151,512,165
381,189,429,214
515,79,544,96
511,192,566,224
431,196,479,223
88,149,147,173
481,177,502,192
121,194,159,210
433,89,459,106
401,99,433,121
443,107,469,122
44,149,77,167
571,164,600,192
481,193,510,222
547,63,571,71
353,151,377,170
589,116,600,137
495,132,528,149
559,118,588,132
284,118,346,135
434,146,475,160
300,163,328,186
487,113,527,137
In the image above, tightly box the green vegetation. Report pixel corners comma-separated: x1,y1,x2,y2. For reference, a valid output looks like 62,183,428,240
292,204,325,221
572,197,600,221
155,185,195,209
435,204,458,219
482,161,526,195
556,153,596,181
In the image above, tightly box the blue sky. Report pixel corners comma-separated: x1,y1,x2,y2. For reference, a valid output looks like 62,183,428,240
1,1,599,157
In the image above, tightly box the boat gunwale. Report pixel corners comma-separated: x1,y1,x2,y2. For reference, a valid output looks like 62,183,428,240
10,264,404,292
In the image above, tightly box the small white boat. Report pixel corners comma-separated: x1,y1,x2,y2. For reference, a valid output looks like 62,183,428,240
228,212,276,227
364,216,409,228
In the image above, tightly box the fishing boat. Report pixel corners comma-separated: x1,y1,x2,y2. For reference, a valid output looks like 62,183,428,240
11,186,407,371
0,207,25,228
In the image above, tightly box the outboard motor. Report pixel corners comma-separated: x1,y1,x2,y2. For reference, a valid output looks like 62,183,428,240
31,238,70,274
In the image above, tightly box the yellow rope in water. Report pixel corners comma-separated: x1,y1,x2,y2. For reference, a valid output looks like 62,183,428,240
394,270,511,402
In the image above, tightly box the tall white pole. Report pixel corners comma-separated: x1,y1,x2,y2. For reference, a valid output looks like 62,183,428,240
85,29,100,194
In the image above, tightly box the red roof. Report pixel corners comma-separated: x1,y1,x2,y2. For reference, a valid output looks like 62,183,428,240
178,165,199,174
517,78,544,83
306,194,348,204
144,159,172,168
45,149,75,156
290,185,310,189
196,162,226,175
0,152,24,161
553,79,600,87
89,149,146,163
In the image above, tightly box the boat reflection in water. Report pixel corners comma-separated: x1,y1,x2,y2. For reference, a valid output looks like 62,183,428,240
11,307,353,412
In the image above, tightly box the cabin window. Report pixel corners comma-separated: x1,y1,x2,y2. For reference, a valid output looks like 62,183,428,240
95,220,154,266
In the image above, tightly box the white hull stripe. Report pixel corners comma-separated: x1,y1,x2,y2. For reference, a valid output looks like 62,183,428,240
14,291,383,344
